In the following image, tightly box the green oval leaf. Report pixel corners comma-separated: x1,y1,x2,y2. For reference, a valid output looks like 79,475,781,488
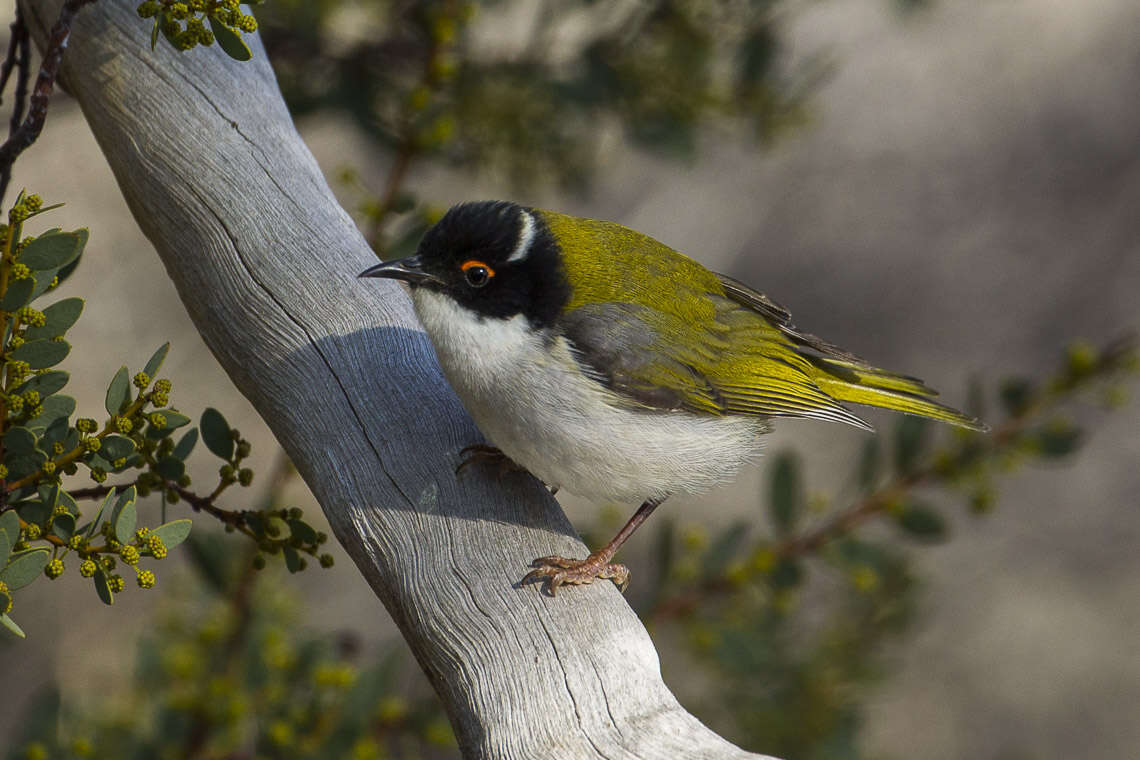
0,612,25,638
857,436,881,492
896,502,948,543
768,452,802,534
24,298,83,341
11,339,70,370
155,456,185,481
200,408,233,460
94,568,114,606
105,366,130,416
29,268,58,301
159,411,191,430
150,519,192,550
15,500,50,529
209,16,253,61
0,510,19,547
100,435,136,462
86,488,117,538
19,231,82,271
282,545,302,574
287,518,317,545
172,428,198,461
0,530,11,569
26,395,76,431
13,370,69,399
0,549,50,590
893,416,931,476
50,512,75,541
143,342,170,380
113,502,137,544
0,277,34,311
3,426,36,454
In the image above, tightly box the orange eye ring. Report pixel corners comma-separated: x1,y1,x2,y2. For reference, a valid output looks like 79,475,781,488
460,259,495,277
460,259,495,288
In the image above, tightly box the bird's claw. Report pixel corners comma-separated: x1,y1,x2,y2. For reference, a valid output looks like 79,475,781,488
522,554,630,596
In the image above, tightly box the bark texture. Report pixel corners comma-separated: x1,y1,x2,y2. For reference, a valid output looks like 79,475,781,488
23,2,776,758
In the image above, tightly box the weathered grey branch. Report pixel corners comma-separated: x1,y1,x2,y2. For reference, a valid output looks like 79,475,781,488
23,2,776,758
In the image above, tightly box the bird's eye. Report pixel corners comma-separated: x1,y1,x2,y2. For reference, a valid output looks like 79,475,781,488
460,259,494,288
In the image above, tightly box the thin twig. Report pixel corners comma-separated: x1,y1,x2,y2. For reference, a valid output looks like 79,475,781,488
0,0,99,202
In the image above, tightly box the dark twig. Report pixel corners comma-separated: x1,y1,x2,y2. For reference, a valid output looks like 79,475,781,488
0,0,98,202
8,14,31,142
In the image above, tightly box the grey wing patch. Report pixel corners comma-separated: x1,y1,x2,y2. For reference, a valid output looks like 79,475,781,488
558,302,717,411
714,271,864,363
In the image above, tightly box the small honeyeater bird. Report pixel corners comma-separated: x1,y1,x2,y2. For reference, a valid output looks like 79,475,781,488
361,201,984,594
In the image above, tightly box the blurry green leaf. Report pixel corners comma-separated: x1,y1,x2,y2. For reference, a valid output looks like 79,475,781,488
209,16,253,61
1035,420,1082,458
857,436,881,492
768,452,802,534
893,416,930,476
151,14,161,50
172,428,198,460
24,298,83,340
142,342,170,380
20,231,82,270
768,557,802,590
0,277,34,311
150,519,192,550
288,518,317,545
283,545,302,573
86,488,116,538
13,370,69,399
0,612,25,638
702,519,750,578
11,339,69,369
155,456,185,481
3,426,36,454
896,502,948,543
184,532,232,592
0,510,19,546
0,529,10,569
26,395,75,430
999,378,1035,417
200,407,233,459
105,365,130,415
0,549,50,590
266,515,290,538
651,516,676,593
50,512,75,541
100,435,136,461
94,567,113,605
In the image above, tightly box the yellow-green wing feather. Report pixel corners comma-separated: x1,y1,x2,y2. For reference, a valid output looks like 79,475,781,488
539,209,984,432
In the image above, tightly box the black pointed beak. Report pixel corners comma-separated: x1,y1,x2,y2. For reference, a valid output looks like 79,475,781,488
358,256,440,286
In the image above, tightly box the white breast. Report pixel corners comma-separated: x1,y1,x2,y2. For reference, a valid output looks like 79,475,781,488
412,289,769,504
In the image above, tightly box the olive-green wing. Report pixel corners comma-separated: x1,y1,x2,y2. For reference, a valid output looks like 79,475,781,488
714,273,986,431
559,299,874,430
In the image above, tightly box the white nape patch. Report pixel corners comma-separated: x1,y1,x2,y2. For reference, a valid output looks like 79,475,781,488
411,288,770,504
505,209,536,263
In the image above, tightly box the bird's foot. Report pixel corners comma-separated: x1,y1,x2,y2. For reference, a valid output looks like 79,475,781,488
456,444,558,493
522,554,630,596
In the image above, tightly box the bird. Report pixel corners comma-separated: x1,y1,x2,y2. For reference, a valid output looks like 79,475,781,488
360,200,985,594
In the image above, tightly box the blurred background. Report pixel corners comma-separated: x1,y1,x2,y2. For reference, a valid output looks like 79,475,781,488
2,0,1139,758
